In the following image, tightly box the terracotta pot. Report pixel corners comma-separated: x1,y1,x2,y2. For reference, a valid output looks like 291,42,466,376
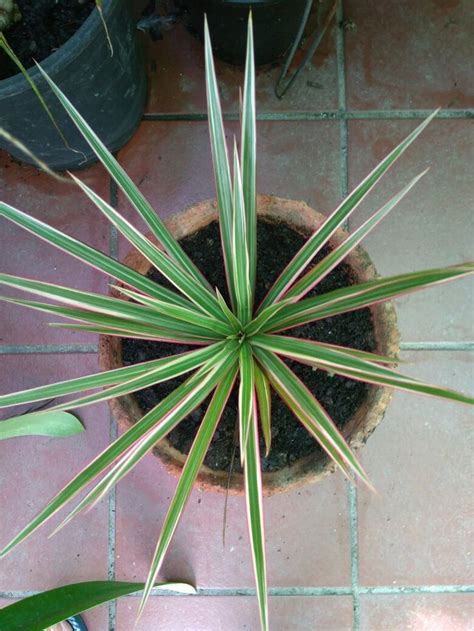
99,195,400,495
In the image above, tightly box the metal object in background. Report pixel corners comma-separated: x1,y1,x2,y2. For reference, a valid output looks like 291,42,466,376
275,0,337,98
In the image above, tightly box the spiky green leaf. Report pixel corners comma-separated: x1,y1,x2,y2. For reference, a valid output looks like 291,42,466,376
265,263,474,332
258,110,439,312
138,366,238,616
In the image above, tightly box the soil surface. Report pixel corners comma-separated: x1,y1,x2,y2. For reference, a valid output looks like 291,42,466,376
122,218,376,473
0,0,95,80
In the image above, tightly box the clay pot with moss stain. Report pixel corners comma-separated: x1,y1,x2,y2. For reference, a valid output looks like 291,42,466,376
99,195,400,495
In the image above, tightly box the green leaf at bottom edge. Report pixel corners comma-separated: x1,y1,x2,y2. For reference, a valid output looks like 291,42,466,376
0,580,195,631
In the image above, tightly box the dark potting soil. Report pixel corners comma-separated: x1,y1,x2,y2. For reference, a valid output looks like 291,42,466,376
0,0,95,80
122,218,376,473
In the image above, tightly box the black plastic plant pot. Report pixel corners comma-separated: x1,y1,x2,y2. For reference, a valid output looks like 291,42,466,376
0,0,146,171
183,0,309,66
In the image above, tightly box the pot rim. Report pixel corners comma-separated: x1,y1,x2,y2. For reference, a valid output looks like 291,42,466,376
0,0,113,94
99,195,400,495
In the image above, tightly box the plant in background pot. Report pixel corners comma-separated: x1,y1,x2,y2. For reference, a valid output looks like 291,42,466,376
0,0,146,170
0,15,473,631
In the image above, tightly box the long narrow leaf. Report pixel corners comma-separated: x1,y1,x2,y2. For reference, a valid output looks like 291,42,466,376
70,175,227,322
0,344,222,409
240,13,257,300
0,412,83,441
0,343,239,557
114,286,232,336
44,345,228,414
0,274,222,340
254,334,474,405
265,263,474,332
253,347,370,485
0,201,194,310
138,366,238,617
204,17,236,308
36,64,211,291
258,110,439,312
1,296,217,344
49,322,209,344
254,362,271,457
244,298,292,337
232,140,251,323
239,341,254,464
284,170,428,302
244,411,268,631
52,351,240,534
215,287,242,333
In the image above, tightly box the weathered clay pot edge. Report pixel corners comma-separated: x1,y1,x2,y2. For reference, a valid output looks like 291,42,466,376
99,195,400,496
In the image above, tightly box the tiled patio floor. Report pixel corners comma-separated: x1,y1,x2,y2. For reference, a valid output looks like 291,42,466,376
1,1,473,629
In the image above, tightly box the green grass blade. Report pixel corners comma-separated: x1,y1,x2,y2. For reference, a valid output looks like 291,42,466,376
0,275,223,340
232,140,252,324
0,343,238,558
70,175,226,322
36,65,210,291
0,580,194,631
254,362,271,457
138,366,238,617
0,201,192,310
204,17,236,308
285,170,428,301
0,411,83,441
240,13,257,302
258,110,439,312
114,286,232,336
266,263,474,332
253,347,370,485
239,341,254,465
0,296,217,344
255,335,474,406
0,345,223,409
244,411,268,631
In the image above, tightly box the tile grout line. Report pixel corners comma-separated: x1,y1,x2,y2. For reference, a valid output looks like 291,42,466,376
3,341,472,356
400,341,474,351
3,585,473,599
108,175,119,631
107,412,118,631
348,483,361,630
142,109,474,122
0,344,98,354
336,1,360,629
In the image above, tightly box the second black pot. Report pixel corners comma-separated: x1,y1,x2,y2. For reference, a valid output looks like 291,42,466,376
182,0,309,66
0,0,146,171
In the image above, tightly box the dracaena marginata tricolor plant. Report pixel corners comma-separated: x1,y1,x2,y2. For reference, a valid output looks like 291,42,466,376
0,15,473,630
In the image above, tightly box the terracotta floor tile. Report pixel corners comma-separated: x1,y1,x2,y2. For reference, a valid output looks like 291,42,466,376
116,595,353,631
344,0,474,110
357,351,474,586
0,598,108,631
0,152,110,346
115,453,350,589
116,119,341,258
347,119,474,342
142,20,338,115
359,593,474,631
0,354,110,591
